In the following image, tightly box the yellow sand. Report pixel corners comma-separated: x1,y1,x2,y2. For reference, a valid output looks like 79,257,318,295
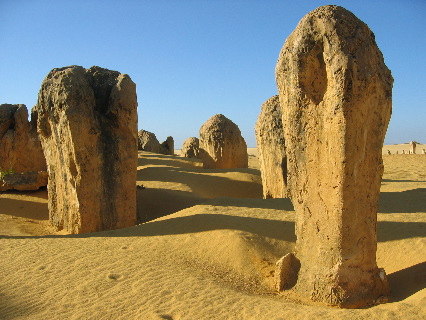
0,146,425,319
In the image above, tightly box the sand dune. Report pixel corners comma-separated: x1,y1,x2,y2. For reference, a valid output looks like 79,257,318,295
0,146,425,319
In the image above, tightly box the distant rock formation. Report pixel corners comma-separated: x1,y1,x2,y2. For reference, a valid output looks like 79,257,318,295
255,95,288,198
0,104,47,191
275,5,392,307
138,130,175,155
138,129,161,153
410,141,417,154
181,137,200,158
36,65,138,234
199,114,248,169
161,136,174,155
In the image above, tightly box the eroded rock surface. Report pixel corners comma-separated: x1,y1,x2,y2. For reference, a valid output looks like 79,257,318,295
36,65,138,234
0,104,47,191
199,114,248,169
138,129,161,153
181,137,200,158
255,95,288,198
275,5,392,307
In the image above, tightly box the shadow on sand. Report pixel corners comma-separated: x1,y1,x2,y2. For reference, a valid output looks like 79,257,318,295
137,188,204,223
388,261,426,301
138,166,262,199
379,188,426,213
1,213,297,243
0,196,48,220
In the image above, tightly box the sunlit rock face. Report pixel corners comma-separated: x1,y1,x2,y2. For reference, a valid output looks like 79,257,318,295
181,137,200,159
199,114,248,169
255,95,288,199
36,66,138,234
275,5,393,308
138,129,161,153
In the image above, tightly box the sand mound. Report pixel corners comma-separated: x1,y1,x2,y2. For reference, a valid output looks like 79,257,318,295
0,146,425,319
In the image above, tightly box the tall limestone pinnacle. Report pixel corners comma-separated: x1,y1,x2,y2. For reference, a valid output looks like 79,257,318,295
275,5,393,307
36,66,138,234
255,95,288,199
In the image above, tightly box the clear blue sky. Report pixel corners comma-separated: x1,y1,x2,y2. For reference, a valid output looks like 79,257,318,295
1,0,425,147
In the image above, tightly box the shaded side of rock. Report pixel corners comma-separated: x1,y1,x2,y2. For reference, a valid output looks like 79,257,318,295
161,136,174,155
35,65,138,234
255,95,288,198
199,114,248,169
0,171,48,191
181,137,200,158
275,5,392,307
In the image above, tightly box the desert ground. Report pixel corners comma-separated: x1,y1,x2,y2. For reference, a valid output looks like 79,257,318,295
0,144,425,319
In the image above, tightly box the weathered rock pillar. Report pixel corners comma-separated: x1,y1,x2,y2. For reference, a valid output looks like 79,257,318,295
161,136,174,155
410,141,416,154
36,66,138,234
181,137,200,158
275,6,392,307
255,95,288,198
138,129,161,153
199,114,248,169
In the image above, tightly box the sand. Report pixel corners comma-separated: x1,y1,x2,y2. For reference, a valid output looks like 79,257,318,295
0,145,425,319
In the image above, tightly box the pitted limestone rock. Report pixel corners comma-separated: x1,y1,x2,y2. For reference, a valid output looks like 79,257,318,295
275,5,392,307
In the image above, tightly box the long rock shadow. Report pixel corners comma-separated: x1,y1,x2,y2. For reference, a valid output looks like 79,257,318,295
129,214,297,242
138,166,262,199
137,187,204,223
0,188,48,200
138,152,201,169
138,152,261,176
377,221,426,242
382,179,426,183
3,208,424,244
388,261,426,301
378,188,426,213
208,197,294,211
0,197,48,220
1,213,296,241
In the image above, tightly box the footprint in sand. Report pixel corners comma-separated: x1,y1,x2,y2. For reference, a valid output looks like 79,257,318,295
36,264,51,271
107,273,124,281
